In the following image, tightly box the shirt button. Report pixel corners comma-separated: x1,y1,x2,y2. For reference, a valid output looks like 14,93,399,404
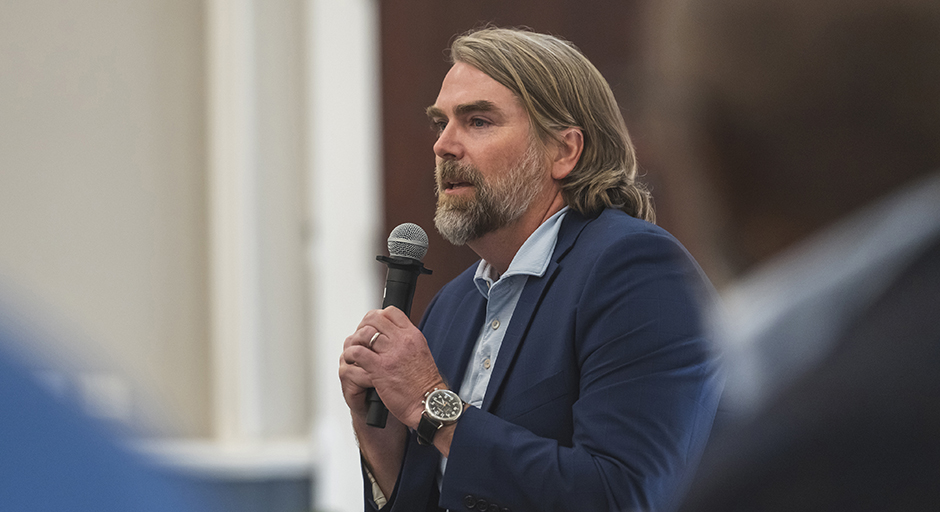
491,319,500,329
483,358,491,370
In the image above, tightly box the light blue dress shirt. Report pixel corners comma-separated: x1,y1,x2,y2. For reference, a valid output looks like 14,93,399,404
457,207,569,407
439,207,568,483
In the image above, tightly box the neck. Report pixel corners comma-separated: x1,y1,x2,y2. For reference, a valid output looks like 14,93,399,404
467,191,567,275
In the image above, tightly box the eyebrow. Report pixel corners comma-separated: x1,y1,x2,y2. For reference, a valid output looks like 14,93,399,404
425,100,500,119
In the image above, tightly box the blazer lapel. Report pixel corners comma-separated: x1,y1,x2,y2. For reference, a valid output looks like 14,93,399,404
431,288,487,390
481,211,593,411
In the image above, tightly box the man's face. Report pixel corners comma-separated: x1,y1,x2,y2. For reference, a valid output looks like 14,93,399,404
427,62,550,245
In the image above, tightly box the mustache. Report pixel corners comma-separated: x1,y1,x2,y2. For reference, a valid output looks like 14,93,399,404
435,160,484,189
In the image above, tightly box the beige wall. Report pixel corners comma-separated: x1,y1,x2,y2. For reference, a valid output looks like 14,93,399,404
2,0,381,507
0,0,211,436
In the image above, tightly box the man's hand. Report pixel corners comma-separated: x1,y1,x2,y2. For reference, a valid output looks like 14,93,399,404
338,305,447,500
341,306,445,429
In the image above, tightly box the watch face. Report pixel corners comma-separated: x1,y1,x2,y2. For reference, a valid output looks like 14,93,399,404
425,389,463,422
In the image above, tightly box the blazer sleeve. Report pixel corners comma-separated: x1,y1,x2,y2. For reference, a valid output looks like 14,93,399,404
438,230,723,512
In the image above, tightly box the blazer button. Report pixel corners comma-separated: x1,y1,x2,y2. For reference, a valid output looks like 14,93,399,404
463,495,476,509
475,498,489,511
486,504,500,512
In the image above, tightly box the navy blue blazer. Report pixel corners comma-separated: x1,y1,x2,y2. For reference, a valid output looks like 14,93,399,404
373,209,722,512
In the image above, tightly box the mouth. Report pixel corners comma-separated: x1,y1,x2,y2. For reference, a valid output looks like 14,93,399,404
441,180,473,194
443,180,473,191
436,160,479,196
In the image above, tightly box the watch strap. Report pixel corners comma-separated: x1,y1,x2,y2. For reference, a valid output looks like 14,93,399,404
416,412,442,445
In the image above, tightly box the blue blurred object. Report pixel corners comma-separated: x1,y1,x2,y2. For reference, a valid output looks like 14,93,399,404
0,335,201,512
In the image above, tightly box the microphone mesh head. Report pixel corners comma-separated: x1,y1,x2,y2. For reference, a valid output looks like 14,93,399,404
387,223,429,261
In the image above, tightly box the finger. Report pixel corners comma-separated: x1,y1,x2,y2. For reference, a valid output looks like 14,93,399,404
381,305,413,328
356,326,385,352
367,330,382,350
339,358,374,389
343,331,361,351
342,344,379,369
356,309,388,331
344,325,381,351
358,308,405,335
360,324,387,349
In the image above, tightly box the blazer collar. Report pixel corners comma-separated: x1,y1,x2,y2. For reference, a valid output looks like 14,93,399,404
432,289,487,390
480,211,594,410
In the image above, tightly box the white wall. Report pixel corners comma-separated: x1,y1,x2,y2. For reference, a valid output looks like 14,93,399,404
0,0,211,436
0,0,378,510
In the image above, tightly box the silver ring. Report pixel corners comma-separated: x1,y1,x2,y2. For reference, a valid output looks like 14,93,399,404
368,331,381,349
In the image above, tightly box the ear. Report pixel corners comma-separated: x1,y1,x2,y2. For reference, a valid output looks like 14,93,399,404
550,128,584,180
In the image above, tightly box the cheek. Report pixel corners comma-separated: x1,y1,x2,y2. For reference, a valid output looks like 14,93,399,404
480,143,524,173
466,129,534,176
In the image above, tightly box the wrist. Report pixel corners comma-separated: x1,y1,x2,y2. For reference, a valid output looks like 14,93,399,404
407,380,447,428
429,421,458,459
416,387,465,446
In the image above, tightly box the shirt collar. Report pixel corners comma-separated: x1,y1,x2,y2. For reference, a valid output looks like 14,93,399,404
473,207,569,296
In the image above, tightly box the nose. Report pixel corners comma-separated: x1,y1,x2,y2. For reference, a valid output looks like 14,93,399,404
433,122,462,160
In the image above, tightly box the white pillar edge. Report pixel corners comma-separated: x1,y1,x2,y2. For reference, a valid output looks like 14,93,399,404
205,0,264,443
306,1,383,511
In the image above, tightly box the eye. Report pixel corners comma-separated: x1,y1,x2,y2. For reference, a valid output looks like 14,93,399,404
470,118,491,128
430,119,447,133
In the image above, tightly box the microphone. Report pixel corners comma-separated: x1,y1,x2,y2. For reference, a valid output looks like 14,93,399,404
365,223,433,428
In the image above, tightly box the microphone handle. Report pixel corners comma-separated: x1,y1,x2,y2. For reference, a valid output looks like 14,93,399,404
366,256,431,428
382,265,421,317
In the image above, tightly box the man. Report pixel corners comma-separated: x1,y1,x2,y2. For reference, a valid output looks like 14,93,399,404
340,27,721,512
643,0,940,509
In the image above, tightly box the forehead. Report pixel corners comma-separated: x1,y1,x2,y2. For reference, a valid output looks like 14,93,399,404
433,62,523,115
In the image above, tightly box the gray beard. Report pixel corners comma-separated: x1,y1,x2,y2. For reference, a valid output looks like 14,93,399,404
434,142,546,246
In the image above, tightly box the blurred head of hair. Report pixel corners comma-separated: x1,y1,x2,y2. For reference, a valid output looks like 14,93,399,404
645,0,940,274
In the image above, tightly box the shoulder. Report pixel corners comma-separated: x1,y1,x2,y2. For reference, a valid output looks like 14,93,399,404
562,208,680,246
562,208,698,270
557,209,715,318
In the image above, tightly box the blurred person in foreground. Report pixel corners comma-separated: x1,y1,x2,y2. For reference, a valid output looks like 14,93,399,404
0,327,201,512
644,0,940,509
339,27,722,512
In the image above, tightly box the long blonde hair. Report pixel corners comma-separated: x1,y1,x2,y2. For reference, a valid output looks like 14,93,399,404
450,27,655,222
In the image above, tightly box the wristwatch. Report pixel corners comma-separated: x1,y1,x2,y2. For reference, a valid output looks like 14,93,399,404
416,387,464,445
